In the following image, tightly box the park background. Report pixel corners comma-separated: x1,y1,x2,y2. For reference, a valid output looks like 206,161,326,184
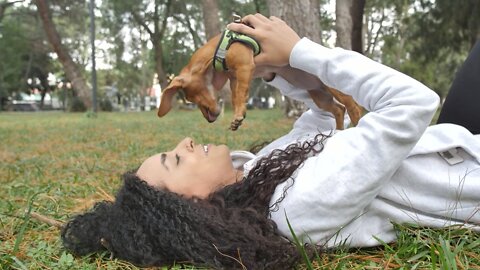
1,0,480,269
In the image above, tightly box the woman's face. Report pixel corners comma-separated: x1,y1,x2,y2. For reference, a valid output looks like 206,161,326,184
136,137,238,198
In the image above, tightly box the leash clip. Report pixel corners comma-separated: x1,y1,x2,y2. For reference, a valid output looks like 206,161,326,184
232,14,242,23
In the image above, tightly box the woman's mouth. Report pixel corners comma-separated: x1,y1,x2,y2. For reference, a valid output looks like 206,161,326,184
203,144,209,155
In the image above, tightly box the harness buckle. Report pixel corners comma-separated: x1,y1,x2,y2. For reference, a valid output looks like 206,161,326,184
232,14,242,23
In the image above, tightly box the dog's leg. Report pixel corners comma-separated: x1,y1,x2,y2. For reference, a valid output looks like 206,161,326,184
325,87,363,126
308,89,346,130
229,66,254,130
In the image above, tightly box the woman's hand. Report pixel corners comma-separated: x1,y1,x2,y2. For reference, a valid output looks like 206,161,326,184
228,14,321,89
253,64,323,90
252,65,280,81
276,66,323,90
227,13,301,67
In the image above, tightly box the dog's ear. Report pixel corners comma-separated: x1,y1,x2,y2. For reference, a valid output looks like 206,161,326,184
157,76,184,117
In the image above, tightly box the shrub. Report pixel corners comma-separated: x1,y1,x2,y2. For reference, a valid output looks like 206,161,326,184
69,97,87,112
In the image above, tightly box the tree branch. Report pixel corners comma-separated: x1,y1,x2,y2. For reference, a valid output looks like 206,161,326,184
158,0,172,39
131,10,154,37
369,10,386,55
172,13,202,49
0,0,24,21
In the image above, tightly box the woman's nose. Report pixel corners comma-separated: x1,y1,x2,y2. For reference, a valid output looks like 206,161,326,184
183,137,194,151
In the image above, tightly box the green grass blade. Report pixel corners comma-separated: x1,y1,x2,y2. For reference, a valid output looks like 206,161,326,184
285,212,314,270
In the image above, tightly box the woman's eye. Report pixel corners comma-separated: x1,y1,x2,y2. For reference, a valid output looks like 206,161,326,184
175,154,180,165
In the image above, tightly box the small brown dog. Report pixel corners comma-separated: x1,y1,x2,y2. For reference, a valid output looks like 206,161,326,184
157,29,362,130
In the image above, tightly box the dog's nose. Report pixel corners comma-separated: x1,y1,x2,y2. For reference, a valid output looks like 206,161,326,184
206,108,220,123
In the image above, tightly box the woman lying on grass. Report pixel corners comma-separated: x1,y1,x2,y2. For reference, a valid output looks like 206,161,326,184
61,14,480,269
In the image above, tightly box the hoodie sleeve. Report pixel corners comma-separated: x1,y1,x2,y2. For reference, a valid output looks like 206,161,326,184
268,38,440,245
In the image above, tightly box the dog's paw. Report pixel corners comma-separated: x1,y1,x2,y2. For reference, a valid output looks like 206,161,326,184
347,105,363,126
229,118,244,131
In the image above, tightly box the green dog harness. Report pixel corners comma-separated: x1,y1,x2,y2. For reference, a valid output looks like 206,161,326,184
213,29,261,71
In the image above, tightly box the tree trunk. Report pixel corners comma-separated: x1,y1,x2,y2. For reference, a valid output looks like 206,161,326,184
267,0,321,118
201,0,221,40
268,0,322,43
335,0,352,49
153,39,167,87
34,0,92,108
350,0,365,53
336,0,365,52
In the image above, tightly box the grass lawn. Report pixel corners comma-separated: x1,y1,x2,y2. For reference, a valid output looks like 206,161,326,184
1,109,479,269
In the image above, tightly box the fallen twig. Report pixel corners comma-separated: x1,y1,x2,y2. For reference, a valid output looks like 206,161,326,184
212,243,246,270
29,211,65,229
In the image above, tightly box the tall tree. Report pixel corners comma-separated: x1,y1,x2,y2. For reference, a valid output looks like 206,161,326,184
335,0,365,52
112,0,173,87
171,1,204,49
268,0,322,43
267,0,321,118
0,2,34,109
351,0,365,53
335,0,353,49
33,0,92,108
201,0,221,40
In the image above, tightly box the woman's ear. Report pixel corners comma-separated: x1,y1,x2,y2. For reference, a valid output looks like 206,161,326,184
157,76,185,117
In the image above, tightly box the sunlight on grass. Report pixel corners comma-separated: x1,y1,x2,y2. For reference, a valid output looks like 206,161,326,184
1,109,478,269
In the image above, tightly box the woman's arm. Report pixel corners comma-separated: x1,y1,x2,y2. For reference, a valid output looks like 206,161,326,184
230,14,440,245
269,38,439,244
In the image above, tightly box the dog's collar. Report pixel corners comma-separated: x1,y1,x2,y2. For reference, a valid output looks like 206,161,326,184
213,29,261,72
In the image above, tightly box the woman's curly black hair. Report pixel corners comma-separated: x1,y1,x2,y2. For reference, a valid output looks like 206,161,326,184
61,133,328,269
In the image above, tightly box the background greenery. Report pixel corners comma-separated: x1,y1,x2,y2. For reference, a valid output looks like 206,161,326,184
1,0,479,109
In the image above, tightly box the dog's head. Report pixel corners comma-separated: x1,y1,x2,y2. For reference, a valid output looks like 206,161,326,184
157,59,228,123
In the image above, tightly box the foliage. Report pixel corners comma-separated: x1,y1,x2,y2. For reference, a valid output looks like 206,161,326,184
68,96,87,112
2,0,476,110
218,0,268,21
411,0,480,59
0,3,52,98
372,0,479,98
99,98,113,112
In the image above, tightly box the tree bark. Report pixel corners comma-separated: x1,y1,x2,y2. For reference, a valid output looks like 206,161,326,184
34,0,92,108
267,0,321,118
201,0,221,40
335,0,352,49
336,0,365,52
350,0,365,53
153,40,167,87
268,0,322,43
